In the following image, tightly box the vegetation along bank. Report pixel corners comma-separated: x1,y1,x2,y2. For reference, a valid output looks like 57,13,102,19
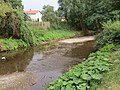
0,29,78,52
46,20,120,90
0,1,78,52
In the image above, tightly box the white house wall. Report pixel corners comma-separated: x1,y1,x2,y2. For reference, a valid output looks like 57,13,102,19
28,12,42,22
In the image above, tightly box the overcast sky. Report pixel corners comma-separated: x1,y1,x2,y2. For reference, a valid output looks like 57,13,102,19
22,0,59,11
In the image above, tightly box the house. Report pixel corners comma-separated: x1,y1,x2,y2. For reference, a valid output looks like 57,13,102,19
24,9,42,22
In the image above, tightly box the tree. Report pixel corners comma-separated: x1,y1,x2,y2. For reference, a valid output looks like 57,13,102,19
42,5,64,29
10,0,22,9
0,0,22,9
42,5,57,23
0,1,33,44
58,0,120,34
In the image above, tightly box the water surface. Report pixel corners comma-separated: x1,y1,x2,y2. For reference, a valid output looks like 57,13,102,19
0,41,95,90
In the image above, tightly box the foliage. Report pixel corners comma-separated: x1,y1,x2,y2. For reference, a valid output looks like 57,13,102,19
96,20,120,48
42,5,72,30
112,44,120,51
17,11,34,45
58,0,120,32
42,5,59,30
0,29,78,51
0,38,27,51
97,47,120,90
0,0,22,9
0,2,13,16
42,5,59,23
1,1,75,50
31,28,78,45
40,30,76,41
0,2,21,38
49,22,76,31
0,1,34,45
9,0,22,9
47,44,114,90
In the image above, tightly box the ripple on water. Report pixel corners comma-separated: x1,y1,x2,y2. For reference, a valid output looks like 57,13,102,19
0,41,95,90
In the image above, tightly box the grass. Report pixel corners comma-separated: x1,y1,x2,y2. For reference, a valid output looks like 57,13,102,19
98,50,120,90
32,29,77,43
28,26,79,45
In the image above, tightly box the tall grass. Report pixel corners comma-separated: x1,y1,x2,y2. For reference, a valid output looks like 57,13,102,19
31,28,78,45
98,50,120,90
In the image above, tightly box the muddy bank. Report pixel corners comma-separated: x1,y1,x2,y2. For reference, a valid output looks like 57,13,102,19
0,40,95,90
0,72,35,90
59,36,95,44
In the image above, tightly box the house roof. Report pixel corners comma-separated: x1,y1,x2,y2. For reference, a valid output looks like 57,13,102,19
24,9,40,15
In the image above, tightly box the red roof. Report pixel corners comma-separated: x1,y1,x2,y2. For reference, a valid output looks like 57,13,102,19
24,9,40,15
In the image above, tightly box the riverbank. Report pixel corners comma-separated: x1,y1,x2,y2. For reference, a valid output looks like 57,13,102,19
46,43,120,90
59,36,95,44
0,72,35,90
0,29,79,52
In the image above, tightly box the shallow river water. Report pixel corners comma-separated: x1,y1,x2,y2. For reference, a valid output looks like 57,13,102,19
0,41,95,90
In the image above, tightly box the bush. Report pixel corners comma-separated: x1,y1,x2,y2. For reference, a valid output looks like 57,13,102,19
47,44,114,90
96,20,120,48
0,2,34,45
48,21,76,31
0,2,20,38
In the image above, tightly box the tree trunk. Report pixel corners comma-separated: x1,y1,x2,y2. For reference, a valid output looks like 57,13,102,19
80,15,89,36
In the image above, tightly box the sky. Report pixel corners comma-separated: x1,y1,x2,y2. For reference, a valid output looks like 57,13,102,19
22,0,59,11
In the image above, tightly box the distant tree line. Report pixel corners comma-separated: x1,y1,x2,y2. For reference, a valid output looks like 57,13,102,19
58,0,120,32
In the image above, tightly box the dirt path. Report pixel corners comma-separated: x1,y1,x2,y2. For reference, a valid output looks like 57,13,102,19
59,36,95,44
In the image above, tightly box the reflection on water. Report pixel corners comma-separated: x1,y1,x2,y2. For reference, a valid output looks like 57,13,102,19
32,53,44,62
65,41,95,59
0,41,95,75
0,45,50,75
0,48,33,75
0,41,95,90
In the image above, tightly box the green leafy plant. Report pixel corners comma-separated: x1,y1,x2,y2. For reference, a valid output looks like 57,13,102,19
0,28,78,51
0,38,28,51
96,20,120,48
0,1,33,45
31,28,78,45
47,44,114,90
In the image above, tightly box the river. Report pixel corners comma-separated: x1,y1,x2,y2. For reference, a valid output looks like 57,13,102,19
0,40,95,90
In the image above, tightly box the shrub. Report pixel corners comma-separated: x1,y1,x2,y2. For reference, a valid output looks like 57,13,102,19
0,2,13,16
19,17,33,45
0,2,34,45
96,20,120,48
0,3,20,38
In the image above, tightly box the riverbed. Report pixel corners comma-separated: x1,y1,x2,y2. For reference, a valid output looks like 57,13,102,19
0,40,95,90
